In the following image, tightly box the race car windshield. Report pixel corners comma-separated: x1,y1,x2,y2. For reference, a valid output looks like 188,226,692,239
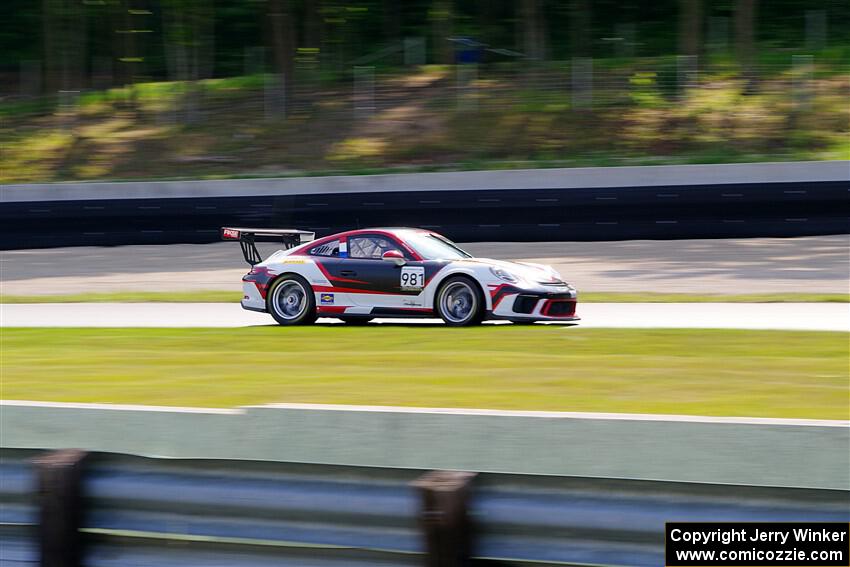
404,232,472,260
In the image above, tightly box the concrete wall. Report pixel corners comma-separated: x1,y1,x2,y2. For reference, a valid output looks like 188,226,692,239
2,401,847,490
3,161,848,203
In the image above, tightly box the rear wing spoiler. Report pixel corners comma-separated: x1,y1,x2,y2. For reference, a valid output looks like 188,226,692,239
221,227,315,265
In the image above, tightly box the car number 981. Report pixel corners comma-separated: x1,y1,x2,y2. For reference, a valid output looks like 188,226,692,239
400,266,425,290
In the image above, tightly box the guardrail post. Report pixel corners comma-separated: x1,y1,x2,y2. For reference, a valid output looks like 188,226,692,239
33,449,89,567
412,470,477,567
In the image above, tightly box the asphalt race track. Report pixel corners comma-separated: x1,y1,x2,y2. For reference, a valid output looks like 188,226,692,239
2,302,847,331
2,235,848,295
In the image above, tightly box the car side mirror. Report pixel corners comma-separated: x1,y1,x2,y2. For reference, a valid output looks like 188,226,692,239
382,250,406,266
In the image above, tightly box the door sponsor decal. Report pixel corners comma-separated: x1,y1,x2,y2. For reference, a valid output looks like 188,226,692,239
320,293,335,304
400,266,425,290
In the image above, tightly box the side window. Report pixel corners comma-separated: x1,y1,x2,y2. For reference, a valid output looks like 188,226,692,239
348,235,405,259
308,239,340,257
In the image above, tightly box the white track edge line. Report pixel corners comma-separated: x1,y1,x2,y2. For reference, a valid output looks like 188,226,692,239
2,400,846,427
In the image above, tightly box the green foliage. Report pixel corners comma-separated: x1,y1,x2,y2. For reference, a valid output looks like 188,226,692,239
2,0,848,182
628,72,665,107
3,0,850,81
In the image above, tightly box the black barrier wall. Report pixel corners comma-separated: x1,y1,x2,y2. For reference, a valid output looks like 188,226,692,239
2,164,848,249
2,182,848,249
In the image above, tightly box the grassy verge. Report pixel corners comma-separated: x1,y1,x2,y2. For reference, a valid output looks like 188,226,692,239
1,291,846,304
1,327,846,419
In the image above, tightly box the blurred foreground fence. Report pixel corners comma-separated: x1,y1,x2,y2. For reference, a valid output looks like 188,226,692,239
2,448,848,567
2,161,848,249
2,401,848,565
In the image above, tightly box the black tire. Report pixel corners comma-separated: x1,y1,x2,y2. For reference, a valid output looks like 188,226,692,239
435,276,485,327
338,316,374,325
266,274,317,326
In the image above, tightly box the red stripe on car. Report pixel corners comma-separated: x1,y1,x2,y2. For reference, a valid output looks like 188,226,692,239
317,306,347,314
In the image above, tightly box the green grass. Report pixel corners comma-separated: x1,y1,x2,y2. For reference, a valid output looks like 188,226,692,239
1,327,846,419
1,291,846,304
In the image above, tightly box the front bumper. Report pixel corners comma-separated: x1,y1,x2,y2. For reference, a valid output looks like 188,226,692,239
489,287,579,322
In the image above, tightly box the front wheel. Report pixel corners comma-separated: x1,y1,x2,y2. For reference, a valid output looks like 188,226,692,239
435,277,485,327
267,274,317,326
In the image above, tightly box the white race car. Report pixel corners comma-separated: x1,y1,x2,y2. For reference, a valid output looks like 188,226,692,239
223,227,578,326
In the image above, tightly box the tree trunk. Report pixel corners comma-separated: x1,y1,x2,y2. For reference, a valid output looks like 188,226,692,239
521,0,546,61
383,0,401,46
570,0,591,58
110,0,128,87
678,0,702,56
200,1,216,80
304,0,322,49
124,0,136,87
430,0,452,64
476,0,494,46
735,0,757,91
268,0,296,101
43,0,88,94
43,0,59,94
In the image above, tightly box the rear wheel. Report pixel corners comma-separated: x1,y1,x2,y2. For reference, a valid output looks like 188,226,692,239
338,316,374,325
267,274,317,326
435,277,485,327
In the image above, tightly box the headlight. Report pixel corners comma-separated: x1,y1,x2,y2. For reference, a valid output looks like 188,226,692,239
490,267,519,283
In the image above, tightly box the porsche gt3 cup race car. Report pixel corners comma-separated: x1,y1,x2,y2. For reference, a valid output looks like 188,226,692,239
222,227,578,326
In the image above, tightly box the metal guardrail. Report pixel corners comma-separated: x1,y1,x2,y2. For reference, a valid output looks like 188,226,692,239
82,453,423,567
0,449,36,566
473,475,849,565
1,449,848,567
1,162,848,249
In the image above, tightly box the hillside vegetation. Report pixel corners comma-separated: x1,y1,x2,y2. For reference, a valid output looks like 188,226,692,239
2,58,848,184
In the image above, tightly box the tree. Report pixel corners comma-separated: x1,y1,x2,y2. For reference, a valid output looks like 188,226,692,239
162,0,216,121
521,0,547,61
569,0,591,58
43,0,88,95
268,0,296,100
383,0,401,45
304,0,322,50
162,0,216,82
735,0,758,90
430,0,452,64
678,0,702,56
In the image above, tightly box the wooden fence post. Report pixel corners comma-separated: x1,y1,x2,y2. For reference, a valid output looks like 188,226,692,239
412,470,477,567
33,449,89,567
